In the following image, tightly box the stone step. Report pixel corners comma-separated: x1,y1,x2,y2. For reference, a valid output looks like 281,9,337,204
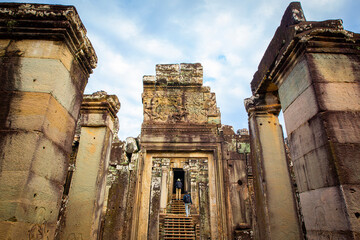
163,225,194,228
160,197,198,239
162,233,196,236
163,237,195,240
164,218,192,221
164,220,192,224
164,230,195,233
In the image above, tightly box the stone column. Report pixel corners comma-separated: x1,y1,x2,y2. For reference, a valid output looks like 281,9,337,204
278,45,360,239
148,158,164,240
246,3,360,236
59,92,120,240
168,170,174,202
160,164,170,213
0,3,96,239
199,181,211,239
245,94,301,240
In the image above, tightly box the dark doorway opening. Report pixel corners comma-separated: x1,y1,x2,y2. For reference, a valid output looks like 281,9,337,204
173,168,184,193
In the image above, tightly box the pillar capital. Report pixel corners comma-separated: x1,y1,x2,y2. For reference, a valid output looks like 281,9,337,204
244,93,281,116
0,3,97,76
80,91,120,132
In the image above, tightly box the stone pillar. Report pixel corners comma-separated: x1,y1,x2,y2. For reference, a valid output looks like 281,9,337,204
160,165,169,213
148,158,162,240
278,43,360,239
59,91,120,240
167,170,174,207
0,3,96,239
199,181,211,239
245,94,301,240
248,2,360,238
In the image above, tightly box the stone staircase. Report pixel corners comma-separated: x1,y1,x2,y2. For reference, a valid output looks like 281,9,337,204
159,194,200,239
167,199,186,214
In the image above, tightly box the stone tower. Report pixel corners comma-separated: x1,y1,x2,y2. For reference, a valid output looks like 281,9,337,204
102,63,252,240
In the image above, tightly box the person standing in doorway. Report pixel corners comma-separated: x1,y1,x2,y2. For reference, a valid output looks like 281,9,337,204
175,178,183,200
183,191,192,217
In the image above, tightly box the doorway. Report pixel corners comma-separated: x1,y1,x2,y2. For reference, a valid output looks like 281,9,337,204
173,168,184,193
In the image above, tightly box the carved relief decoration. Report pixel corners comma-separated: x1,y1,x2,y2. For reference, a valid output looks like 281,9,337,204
142,90,219,124
142,63,220,124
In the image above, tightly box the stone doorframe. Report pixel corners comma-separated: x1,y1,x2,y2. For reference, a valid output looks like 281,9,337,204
153,157,208,215
133,151,222,240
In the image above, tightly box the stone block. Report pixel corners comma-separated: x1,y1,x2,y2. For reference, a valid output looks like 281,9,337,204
0,220,56,240
80,112,114,130
0,131,67,183
0,131,67,228
322,111,360,144
70,59,89,96
0,131,39,172
293,144,338,193
30,138,68,183
7,39,73,71
222,139,242,160
0,52,22,92
125,137,138,153
300,186,350,232
307,53,360,83
5,92,76,151
17,173,62,222
226,160,250,226
0,172,62,223
156,64,180,83
283,85,319,135
180,63,203,84
332,143,360,184
0,170,28,203
306,230,353,240
143,75,156,84
342,184,360,233
18,57,81,118
288,115,327,160
110,141,124,165
227,160,247,185
314,82,360,111
278,57,312,111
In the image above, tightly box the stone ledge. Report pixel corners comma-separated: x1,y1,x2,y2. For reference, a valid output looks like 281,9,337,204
0,3,97,76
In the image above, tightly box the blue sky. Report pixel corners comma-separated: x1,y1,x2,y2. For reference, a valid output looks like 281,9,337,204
4,0,360,140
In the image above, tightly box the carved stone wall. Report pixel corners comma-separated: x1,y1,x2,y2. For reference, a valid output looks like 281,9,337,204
102,138,140,240
142,63,220,125
220,125,252,239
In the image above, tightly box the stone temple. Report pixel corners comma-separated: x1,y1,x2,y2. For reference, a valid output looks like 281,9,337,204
0,2,359,240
